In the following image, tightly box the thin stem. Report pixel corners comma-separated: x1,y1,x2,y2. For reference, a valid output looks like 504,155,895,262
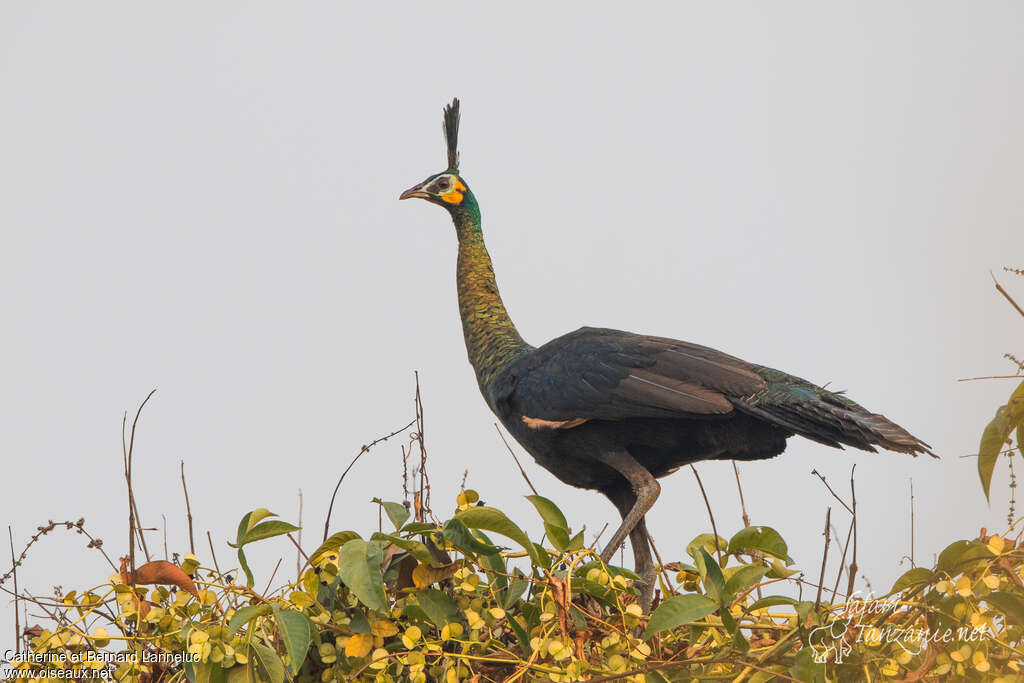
206,531,222,576
732,462,751,528
296,489,303,579
181,461,195,555
847,466,859,598
909,478,915,567
690,465,722,565
495,423,539,496
9,526,19,651
322,417,416,541
815,507,832,610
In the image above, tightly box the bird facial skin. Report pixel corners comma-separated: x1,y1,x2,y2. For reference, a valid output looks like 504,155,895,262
399,173,465,206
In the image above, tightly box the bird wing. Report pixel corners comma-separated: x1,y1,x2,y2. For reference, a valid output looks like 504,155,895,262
502,327,766,426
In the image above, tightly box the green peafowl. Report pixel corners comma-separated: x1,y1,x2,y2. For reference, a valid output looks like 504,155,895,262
400,99,934,611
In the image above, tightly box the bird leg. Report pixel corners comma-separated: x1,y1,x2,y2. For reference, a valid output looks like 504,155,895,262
598,451,661,611
605,484,656,608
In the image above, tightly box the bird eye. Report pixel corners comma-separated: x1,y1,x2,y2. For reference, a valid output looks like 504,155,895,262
436,178,450,191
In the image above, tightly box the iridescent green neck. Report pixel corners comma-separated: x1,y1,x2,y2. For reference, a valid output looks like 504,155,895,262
451,197,532,395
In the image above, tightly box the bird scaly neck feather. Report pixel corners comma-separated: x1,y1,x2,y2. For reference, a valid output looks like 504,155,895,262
452,199,532,398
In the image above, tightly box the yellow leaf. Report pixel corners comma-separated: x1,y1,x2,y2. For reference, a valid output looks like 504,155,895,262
92,627,110,648
465,610,485,630
181,553,200,575
879,658,899,676
956,576,973,597
370,620,399,637
443,622,464,640
412,562,460,588
345,633,373,658
988,535,1005,554
951,644,972,662
369,648,389,670
983,574,1001,589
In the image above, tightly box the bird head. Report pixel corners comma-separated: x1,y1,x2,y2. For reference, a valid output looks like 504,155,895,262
399,99,474,214
399,171,470,208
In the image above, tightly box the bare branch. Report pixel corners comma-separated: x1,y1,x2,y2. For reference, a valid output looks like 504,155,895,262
991,270,1024,319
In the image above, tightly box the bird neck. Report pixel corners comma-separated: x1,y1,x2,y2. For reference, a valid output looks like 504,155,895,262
452,201,531,395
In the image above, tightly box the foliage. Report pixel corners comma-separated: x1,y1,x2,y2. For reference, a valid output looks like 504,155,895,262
976,268,1024,517
7,492,1024,683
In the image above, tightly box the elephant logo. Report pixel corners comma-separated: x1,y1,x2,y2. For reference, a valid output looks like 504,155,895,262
808,619,854,664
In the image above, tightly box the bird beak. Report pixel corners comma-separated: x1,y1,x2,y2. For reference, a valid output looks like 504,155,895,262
399,182,431,201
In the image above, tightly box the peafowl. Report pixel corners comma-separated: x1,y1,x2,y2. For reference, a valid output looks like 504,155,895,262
400,99,934,611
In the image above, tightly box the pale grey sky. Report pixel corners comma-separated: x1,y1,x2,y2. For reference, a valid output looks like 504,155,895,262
2,2,1022,650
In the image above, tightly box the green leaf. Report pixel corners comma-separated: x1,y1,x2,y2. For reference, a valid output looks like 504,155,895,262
230,509,279,548
722,610,749,651
309,531,361,566
724,565,770,599
985,590,1024,626
373,499,411,531
502,570,529,609
478,546,509,590
187,661,226,683
443,517,500,556
401,523,440,534
979,405,1009,502
232,511,254,548
643,593,718,639
227,604,272,634
370,532,435,566
936,540,994,572
532,542,552,569
270,606,313,674
525,495,569,533
566,530,585,552
575,561,641,582
455,506,542,565
247,508,276,532
543,522,570,552
507,615,531,653
250,642,285,683
349,610,372,634
746,595,798,612
748,667,790,683
789,644,826,682
241,520,301,546
685,533,727,560
888,568,934,595
337,539,388,612
728,526,794,564
1008,380,1024,422
237,548,254,588
696,548,727,605
415,588,458,629
766,558,799,578
794,601,816,626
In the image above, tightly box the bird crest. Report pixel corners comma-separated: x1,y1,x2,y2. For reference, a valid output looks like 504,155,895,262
444,98,460,172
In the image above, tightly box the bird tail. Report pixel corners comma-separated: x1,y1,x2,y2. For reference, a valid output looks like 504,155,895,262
732,385,936,458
